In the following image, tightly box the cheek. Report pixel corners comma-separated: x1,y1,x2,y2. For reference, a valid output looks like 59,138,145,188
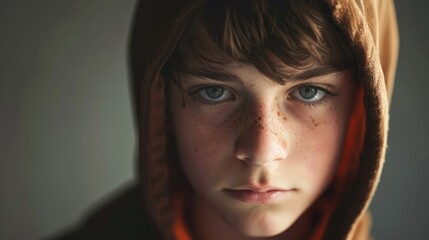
291,112,347,192
171,107,234,193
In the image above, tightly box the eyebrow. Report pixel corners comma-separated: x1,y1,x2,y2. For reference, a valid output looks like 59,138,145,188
182,68,243,83
288,67,340,81
181,66,341,83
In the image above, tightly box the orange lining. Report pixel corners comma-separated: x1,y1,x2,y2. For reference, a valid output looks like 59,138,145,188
173,191,193,240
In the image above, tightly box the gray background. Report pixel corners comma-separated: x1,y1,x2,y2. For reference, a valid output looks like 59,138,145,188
1,0,428,239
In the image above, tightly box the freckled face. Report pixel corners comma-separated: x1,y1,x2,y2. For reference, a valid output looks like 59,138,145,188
169,62,358,238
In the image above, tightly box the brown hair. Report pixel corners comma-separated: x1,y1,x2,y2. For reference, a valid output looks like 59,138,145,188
162,0,355,84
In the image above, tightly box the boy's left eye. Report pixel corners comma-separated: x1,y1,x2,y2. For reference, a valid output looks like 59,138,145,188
197,86,233,102
290,86,327,103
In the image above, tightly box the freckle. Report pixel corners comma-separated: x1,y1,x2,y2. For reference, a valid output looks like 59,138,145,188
329,107,333,111
283,116,287,121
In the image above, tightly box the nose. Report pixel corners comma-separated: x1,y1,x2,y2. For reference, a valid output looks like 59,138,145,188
234,104,288,166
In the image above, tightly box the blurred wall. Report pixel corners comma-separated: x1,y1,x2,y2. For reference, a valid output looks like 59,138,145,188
369,0,429,239
1,0,428,239
0,1,136,239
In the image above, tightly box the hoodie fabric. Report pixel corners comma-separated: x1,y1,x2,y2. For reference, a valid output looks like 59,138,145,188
54,0,398,239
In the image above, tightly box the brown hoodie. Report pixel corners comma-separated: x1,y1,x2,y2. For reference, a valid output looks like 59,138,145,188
54,0,398,239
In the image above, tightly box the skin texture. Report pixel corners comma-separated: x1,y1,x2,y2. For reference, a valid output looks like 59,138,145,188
169,61,358,240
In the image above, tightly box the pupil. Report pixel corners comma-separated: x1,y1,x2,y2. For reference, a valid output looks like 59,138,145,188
206,87,223,99
299,87,317,99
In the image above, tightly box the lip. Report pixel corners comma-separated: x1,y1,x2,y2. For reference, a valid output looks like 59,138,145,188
224,188,295,204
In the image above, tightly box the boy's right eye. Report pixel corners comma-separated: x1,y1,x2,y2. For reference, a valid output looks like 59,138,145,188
196,86,233,103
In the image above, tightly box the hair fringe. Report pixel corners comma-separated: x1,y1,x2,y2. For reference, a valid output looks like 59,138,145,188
162,0,354,84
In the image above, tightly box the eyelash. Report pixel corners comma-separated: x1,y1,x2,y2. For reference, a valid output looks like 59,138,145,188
288,84,336,108
187,84,336,108
188,85,235,108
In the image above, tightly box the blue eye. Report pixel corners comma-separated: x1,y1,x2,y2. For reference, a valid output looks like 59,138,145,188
197,86,232,102
291,86,327,102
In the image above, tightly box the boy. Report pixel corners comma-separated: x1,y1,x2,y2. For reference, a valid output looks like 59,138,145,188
56,0,398,239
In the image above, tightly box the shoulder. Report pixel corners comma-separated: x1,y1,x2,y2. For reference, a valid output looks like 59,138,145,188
46,184,162,240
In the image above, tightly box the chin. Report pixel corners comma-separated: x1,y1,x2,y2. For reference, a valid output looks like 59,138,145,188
243,226,287,238
224,209,294,238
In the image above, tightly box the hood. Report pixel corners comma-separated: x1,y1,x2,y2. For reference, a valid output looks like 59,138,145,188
128,0,399,239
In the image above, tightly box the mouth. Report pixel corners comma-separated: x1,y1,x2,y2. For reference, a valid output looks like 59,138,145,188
223,187,296,204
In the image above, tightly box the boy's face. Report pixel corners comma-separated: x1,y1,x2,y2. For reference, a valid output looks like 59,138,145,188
169,61,357,237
